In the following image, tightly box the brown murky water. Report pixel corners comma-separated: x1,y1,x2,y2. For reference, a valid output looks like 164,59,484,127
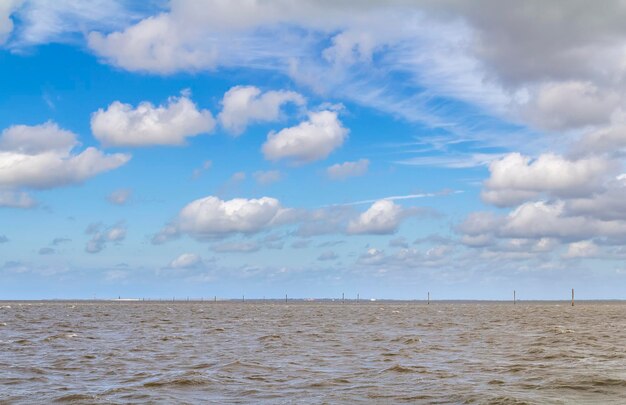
1,301,625,404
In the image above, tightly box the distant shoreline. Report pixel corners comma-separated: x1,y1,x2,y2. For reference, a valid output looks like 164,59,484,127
2,299,626,303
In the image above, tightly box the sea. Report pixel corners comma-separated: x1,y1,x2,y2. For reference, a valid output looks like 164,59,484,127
1,301,625,404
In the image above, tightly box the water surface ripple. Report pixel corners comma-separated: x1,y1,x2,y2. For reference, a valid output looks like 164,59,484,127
1,301,625,404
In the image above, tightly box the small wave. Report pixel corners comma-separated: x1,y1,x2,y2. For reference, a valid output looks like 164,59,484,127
485,396,532,404
382,364,418,373
549,377,626,391
52,393,96,403
258,334,282,341
552,326,575,334
391,335,421,344
43,333,78,341
142,373,211,388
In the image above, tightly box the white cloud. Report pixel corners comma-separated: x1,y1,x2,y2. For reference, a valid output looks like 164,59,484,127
0,122,130,190
218,86,305,135
168,253,202,269
85,222,126,253
482,153,615,207
91,93,215,147
0,191,36,208
8,0,135,48
327,159,369,180
88,13,217,74
565,176,626,221
459,200,626,246
262,110,348,164
521,81,620,131
563,240,599,259
106,188,132,205
0,0,22,44
356,245,453,268
253,170,282,185
347,200,406,235
159,196,292,241
575,122,626,156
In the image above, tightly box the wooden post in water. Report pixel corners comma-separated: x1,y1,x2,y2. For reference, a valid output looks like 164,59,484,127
514,290,516,305
571,288,574,306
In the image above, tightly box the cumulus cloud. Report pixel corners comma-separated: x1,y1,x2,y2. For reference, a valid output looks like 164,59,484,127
482,153,615,207
347,200,407,235
326,159,369,180
459,200,626,247
0,122,130,190
91,93,215,147
88,13,217,74
574,122,626,156
563,240,599,259
356,245,453,268
51,1,626,144
85,222,127,253
522,81,620,131
168,253,202,269
218,86,305,135
253,170,282,185
106,188,132,205
262,110,348,164
565,176,626,221
0,0,22,44
154,196,292,241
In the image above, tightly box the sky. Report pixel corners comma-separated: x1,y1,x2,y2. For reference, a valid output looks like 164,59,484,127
2,0,626,300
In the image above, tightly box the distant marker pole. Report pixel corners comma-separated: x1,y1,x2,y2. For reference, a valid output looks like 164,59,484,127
427,292,430,305
514,290,516,305
357,293,359,303
572,288,574,306
342,293,344,304
285,294,288,303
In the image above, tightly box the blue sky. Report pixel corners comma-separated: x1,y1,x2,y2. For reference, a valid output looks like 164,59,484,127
2,1,626,300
